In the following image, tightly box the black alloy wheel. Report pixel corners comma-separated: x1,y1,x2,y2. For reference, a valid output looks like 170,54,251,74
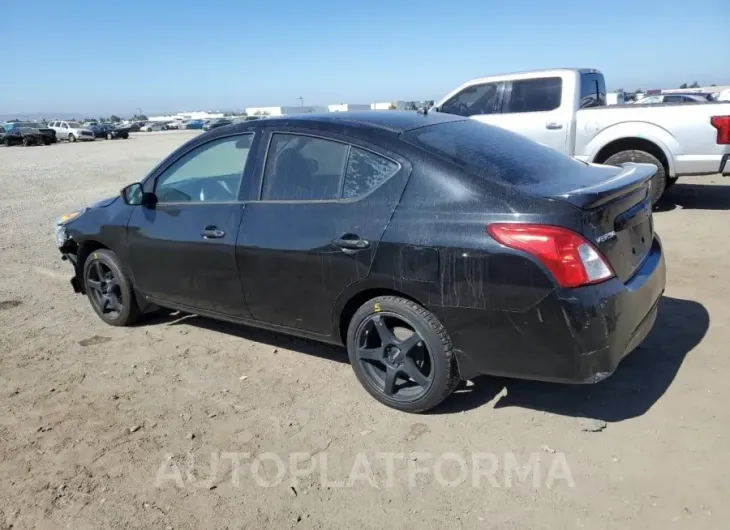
82,249,141,326
347,296,460,412
86,260,124,318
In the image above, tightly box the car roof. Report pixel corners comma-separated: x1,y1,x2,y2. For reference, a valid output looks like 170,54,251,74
253,110,466,134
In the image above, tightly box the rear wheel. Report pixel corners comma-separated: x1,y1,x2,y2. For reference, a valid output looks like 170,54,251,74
604,150,666,205
347,296,460,412
22,136,32,147
83,249,141,326
107,132,113,140
3,137,11,147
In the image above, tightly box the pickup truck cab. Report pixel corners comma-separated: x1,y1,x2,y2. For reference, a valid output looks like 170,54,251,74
434,68,730,203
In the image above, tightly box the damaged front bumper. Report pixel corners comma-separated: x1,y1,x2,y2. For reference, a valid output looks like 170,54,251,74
438,237,666,383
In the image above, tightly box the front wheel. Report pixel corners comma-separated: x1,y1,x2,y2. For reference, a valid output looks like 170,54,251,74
22,137,31,147
68,134,77,142
346,296,460,412
107,132,113,140
83,249,141,326
604,150,667,205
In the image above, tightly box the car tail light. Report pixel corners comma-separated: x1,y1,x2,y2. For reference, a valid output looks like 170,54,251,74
487,223,614,288
711,116,730,145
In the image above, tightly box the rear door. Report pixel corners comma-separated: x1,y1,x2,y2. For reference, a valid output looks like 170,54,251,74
494,76,570,154
237,129,409,335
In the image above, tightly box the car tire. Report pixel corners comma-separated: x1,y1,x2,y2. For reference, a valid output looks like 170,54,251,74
82,249,141,327
122,133,129,139
666,176,679,190
69,134,77,142
603,150,667,205
22,137,31,147
107,132,113,140
346,295,460,412
3,137,11,147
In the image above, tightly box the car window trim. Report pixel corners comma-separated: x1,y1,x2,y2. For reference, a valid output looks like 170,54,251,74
152,131,256,205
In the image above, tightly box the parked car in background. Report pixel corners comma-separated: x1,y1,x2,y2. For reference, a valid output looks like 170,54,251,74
1,122,55,146
88,123,130,139
434,68,730,203
48,120,96,142
636,93,715,104
54,111,666,412
202,118,232,131
185,119,205,130
140,122,167,132
165,120,184,130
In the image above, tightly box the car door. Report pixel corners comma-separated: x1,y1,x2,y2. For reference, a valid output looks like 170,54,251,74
494,76,570,154
236,130,409,335
59,121,69,140
126,132,257,317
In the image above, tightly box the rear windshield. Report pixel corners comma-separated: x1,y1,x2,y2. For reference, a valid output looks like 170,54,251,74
405,119,586,185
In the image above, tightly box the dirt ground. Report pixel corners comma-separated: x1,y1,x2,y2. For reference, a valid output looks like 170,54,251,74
1,132,728,529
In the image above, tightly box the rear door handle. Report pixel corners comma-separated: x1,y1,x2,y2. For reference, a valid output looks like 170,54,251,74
546,122,563,130
333,235,370,251
201,226,225,239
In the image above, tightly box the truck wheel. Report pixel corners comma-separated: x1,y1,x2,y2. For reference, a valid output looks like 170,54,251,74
3,137,11,147
604,150,666,205
69,134,77,142
22,137,31,147
346,296,460,412
107,132,113,140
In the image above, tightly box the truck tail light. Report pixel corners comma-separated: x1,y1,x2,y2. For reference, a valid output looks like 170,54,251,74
487,223,614,288
711,116,730,145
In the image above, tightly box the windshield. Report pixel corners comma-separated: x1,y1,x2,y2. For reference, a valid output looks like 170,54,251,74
405,119,586,185
18,122,42,128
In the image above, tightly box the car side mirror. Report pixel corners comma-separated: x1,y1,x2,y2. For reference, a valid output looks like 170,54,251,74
121,182,156,207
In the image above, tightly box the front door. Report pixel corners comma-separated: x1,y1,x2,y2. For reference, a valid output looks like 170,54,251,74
237,131,409,335
126,133,255,317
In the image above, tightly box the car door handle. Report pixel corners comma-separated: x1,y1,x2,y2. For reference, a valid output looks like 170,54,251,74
201,226,225,239
333,236,370,250
545,122,563,130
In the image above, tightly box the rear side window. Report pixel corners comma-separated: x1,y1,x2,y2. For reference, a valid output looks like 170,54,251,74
439,82,501,117
343,147,400,199
262,133,348,201
580,73,607,108
405,119,585,185
505,77,562,113
665,95,683,103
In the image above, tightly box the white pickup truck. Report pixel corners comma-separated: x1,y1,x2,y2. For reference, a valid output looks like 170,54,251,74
433,68,730,203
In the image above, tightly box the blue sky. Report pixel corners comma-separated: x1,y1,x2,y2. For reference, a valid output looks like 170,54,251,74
1,0,728,115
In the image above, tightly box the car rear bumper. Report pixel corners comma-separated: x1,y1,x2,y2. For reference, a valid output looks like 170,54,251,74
438,237,666,383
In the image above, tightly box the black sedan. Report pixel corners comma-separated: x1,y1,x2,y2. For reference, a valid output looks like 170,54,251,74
203,118,233,131
53,111,666,412
1,122,56,146
88,123,130,140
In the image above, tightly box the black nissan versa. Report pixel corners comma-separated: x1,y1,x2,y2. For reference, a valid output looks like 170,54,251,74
54,111,666,412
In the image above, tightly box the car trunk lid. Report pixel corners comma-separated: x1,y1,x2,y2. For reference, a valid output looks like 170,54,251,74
520,162,657,283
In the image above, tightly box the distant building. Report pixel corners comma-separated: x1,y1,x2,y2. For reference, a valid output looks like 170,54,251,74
244,106,326,116
327,103,371,112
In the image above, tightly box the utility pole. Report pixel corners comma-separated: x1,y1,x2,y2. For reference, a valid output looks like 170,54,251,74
136,107,142,118
297,97,304,107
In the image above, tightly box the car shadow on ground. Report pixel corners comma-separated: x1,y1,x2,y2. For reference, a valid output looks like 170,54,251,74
141,310,349,365
656,182,730,212
430,296,709,421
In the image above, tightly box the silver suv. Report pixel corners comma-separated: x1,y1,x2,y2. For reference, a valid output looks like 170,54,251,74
48,120,96,142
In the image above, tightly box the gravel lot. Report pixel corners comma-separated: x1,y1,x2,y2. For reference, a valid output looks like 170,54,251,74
1,132,729,529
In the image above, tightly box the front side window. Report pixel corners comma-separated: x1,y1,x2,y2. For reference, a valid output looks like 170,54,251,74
262,133,348,201
155,134,253,203
343,147,400,199
439,82,500,117
504,77,562,113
